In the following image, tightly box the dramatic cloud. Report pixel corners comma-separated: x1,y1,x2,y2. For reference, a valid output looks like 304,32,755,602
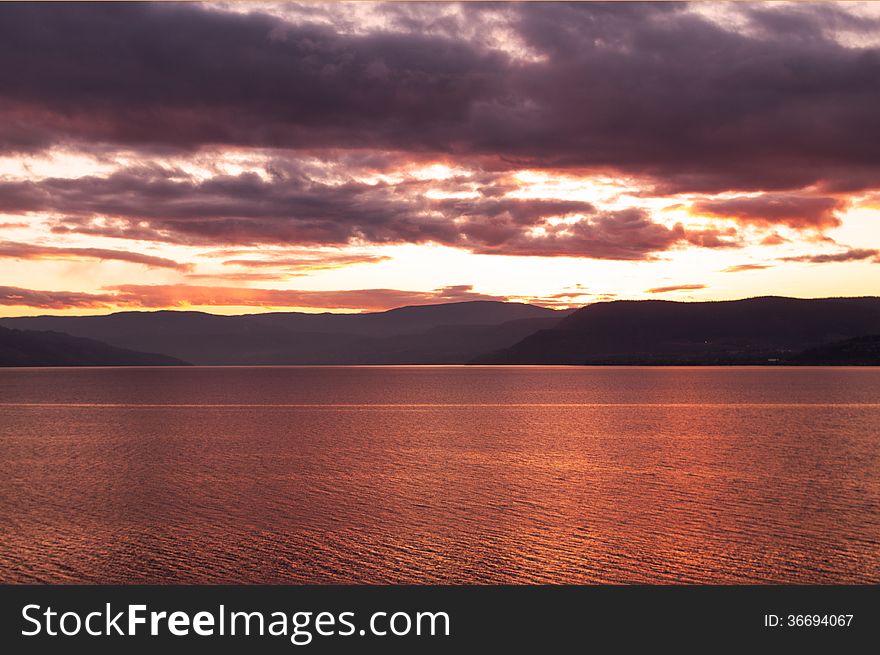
780,248,880,264
691,194,845,229
0,241,191,270
0,169,580,248
0,286,117,309
0,3,506,155
469,209,738,259
646,284,707,294
0,2,877,315
0,283,508,311
0,3,878,194
2,168,733,259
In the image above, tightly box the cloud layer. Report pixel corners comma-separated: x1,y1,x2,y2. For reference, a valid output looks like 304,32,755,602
0,240,190,270
1,168,736,259
1,2,879,194
0,283,506,311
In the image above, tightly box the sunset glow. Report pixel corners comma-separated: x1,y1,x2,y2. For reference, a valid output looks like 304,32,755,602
1,2,878,316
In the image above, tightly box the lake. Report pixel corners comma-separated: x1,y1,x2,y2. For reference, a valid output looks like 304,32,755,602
0,366,878,583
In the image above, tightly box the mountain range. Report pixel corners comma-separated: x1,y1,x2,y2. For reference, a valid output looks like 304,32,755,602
0,301,567,365
477,296,880,364
0,325,186,366
1,296,879,366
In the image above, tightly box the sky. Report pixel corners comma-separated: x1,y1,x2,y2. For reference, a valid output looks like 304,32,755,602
0,1,879,316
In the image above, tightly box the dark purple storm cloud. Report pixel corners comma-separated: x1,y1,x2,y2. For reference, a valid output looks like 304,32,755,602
0,2,878,195
1,167,730,258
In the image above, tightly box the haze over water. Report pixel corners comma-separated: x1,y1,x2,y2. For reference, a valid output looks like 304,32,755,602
1,366,878,584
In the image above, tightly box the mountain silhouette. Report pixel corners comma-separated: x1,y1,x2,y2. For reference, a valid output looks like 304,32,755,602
4,297,880,366
0,325,188,366
0,301,568,365
791,334,880,365
475,297,880,364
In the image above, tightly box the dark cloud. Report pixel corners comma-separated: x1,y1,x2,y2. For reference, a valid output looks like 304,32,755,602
469,208,738,259
780,248,880,264
691,194,845,229
744,3,880,42
0,168,458,246
0,240,191,270
0,3,878,195
2,167,730,259
0,3,505,154
646,283,707,294
0,285,117,309
505,2,880,193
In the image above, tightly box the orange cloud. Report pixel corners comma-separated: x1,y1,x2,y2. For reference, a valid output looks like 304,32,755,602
223,253,391,272
691,194,844,229
721,263,773,273
0,283,509,312
0,285,117,309
184,272,292,282
108,284,508,310
646,284,707,294
760,233,788,246
0,241,191,271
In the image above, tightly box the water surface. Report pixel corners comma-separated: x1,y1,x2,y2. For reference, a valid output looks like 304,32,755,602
1,366,878,583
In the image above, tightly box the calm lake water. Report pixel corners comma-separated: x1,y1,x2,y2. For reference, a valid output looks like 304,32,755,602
1,366,878,584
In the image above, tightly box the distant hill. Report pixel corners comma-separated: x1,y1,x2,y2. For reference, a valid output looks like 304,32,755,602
475,297,880,365
0,301,570,365
791,334,880,365
0,325,188,366
7,297,878,367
